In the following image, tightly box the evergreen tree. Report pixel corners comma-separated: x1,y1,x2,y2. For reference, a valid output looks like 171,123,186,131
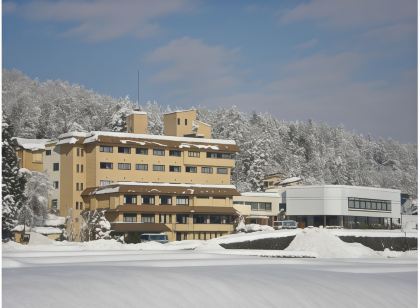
2,117,27,240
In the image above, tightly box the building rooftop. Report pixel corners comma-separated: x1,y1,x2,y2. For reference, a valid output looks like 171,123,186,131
13,137,49,151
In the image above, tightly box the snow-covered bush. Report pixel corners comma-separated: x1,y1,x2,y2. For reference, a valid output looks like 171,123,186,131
81,210,112,241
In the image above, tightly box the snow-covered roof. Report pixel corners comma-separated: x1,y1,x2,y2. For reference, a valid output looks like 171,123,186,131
286,184,401,193
56,131,236,146
130,111,147,115
280,177,302,185
163,109,196,115
13,138,49,151
240,192,281,198
11,225,62,234
114,182,236,189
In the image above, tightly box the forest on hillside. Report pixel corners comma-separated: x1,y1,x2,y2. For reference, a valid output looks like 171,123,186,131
3,69,417,196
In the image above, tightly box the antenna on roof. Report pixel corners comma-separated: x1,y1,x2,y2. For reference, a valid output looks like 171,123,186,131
137,69,140,110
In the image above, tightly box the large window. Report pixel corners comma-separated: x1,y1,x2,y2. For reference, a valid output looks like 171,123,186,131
186,166,197,173
142,195,155,205
169,150,181,157
153,149,165,156
118,147,131,154
160,196,172,205
141,214,155,223
118,163,131,170
206,152,233,159
169,165,181,172
100,145,113,153
176,196,189,205
124,195,137,204
159,214,172,223
176,214,188,224
123,213,137,222
188,151,200,157
193,215,207,224
201,167,213,174
217,167,228,174
245,202,272,211
348,197,391,212
136,164,148,171
136,148,148,155
153,164,165,172
100,162,113,169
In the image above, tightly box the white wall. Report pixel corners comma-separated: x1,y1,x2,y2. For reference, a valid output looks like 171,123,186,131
233,192,281,217
286,185,401,219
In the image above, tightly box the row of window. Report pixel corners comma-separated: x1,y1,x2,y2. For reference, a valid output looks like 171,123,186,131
76,182,84,191
75,201,84,210
122,213,233,224
124,195,189,205
100,146,233,159
348,197,391,212
99,162,228,174
233,201,272,211
76,164,84,173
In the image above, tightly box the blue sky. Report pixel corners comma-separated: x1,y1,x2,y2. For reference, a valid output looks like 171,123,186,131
3,0,417,142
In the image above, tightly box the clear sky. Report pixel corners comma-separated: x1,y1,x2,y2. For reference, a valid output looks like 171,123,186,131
3,0,417,142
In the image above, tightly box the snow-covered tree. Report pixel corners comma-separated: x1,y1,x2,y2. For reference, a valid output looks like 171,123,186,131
81,210,112,241
18,171,50,227
2,117,27,240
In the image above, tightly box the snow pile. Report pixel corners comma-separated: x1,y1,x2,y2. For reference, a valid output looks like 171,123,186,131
44,214,66,227
28,232,56,245
285,227,379,258
213,229,299,244
237,224,274,233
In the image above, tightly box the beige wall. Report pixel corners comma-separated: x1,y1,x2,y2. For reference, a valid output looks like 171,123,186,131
17,149,44,172
163,110,197,137
127,113,148,134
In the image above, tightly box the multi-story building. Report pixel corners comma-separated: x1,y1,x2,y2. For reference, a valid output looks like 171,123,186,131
17,109,240,241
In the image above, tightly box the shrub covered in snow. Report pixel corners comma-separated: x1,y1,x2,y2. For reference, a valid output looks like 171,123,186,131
81,210,112,241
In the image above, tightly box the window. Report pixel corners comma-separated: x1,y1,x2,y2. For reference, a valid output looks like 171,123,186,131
188,151,200,157
46,150,51,156
233,201,244,205
76,164,80,172
201,167,213,174
141,214,155,223
118,147,131,154
123,213,137,222
80,183,84,190
136,148,148,155
217,167,228,174
32,153,43,163
118,163,131,170
136,164,148,171
176,196,189,205
81,164,84,173
245,202,272,211
186,166,197,173
159,214,172,223
176,214,188,224
210,215,221,224
153,164,165,172
169,165,181,172
177,118,180,125
160,196,172,205
51,199,58,209
124,195,137,204
194,215,207,224
76,183,80,191
100,145,113,153
185,119,188,125
80,202,84,210
77,148,80,156
206,152,233,159
53,163,59,171
142,195,155,205
100,180,112,186
169,150,181,157
197,196,209,199
153,149,165,156
81,149,84,157
348,197,391,212
75,202,79,210
100,162,113,169
53,181,59,189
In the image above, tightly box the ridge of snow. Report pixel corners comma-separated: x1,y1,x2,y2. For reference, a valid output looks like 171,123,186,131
129,111,147,115
110,182,237,189
163,109,196,115
280,177,302,185
57,137,78,145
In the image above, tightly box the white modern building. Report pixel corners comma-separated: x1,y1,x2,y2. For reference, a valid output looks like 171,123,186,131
285,185,401,228
233,192,281,225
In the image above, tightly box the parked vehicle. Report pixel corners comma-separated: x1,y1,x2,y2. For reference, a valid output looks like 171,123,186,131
273,220,298,230
139,233,169,244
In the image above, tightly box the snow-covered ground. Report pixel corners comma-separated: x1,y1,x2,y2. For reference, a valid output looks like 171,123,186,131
3,228,417,308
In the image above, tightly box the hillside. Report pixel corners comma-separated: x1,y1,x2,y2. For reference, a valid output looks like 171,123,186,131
3,69,417,195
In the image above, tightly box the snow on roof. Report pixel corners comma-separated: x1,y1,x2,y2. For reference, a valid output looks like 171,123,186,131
11,225,62,234
286,184,401,193
130,111,147,115
13,138,49,151
163,109,196,115
72,131,236,145
113,182,236,189
56,137,78,145
194,120,211,127
240,192,280,198
280,177,302,185
58,132,91,139
179,143,219,150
